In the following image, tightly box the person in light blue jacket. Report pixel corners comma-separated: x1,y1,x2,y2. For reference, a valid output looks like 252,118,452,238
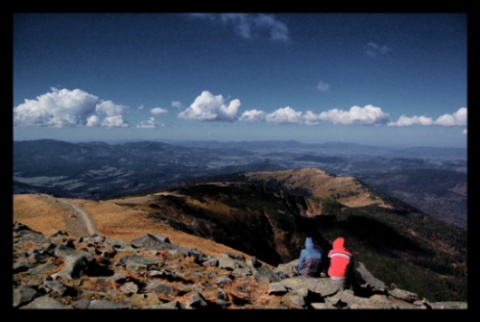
297,237,322,277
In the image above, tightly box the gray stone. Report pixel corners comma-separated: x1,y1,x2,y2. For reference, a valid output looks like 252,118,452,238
13,286,39,307
274,259,299,278
13,260,33,273
145,281,175,295
42,278,69,296
87,300,130,309
355,262,386,291
113,273,127,283
428,301,468,309
185,292,208,309
155,300,182,309
216,276,233,284
278,276,338,296
268,282,288,295
27,261,58,275
54,244,85,258
20,295,73,309
120,282,139,295
388,288,419,303
310,302,336,309
71,299,91,309
51,253,95,279
287,294,306,309
256,265,281,283
131,234,170,249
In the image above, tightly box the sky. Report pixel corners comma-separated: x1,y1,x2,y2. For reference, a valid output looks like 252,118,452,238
12,12,468,148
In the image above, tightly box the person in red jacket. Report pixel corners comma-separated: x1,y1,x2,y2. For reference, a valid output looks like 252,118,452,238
327,237,353,291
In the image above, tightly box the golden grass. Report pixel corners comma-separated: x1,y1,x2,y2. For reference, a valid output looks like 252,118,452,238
13,194,72,236
13,193,259,263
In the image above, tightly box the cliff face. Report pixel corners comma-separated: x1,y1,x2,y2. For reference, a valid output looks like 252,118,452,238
12,221,467,310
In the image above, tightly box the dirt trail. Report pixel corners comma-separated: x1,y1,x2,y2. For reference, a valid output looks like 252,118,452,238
56,198,98,236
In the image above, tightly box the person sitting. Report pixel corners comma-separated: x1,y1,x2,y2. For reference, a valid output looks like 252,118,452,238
327,237,354,291
297,237,322,277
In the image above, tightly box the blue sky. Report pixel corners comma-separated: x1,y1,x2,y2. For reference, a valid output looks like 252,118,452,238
13,13,467,148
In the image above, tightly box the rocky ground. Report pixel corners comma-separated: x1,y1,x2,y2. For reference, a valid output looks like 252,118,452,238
12,221,467,310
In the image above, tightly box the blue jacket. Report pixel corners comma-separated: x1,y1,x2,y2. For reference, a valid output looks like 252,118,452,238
297,237,322,276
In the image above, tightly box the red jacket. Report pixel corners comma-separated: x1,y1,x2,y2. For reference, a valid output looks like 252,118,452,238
327,237,352,278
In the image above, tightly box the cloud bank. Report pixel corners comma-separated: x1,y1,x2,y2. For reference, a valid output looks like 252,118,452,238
14,88,467,131
240,104,390,126
388,107,467,127
14,88,128,128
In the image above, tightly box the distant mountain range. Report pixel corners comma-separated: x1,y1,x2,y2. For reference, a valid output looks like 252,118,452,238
13,139,467,228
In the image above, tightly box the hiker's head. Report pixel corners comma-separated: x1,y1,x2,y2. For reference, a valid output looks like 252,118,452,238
305,237,314,248
332,237,345,249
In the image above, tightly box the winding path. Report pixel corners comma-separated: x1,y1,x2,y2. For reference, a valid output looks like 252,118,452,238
57,198,98,235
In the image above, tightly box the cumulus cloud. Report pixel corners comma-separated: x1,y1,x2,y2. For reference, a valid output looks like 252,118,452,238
190,13,289,42
318,105,390,125
137,117,162,129
239,109,266,122
388,115,434,127
388,107,467,127
178,90,241,122
434,107,467,126
13,88,129,128
150,107,168,115
317,81,331,93
96,100,127,117
101,115,128,127
365,42,390,58
239,105,390,126
266,106,303,124
86,115,101,127
171,101,182,109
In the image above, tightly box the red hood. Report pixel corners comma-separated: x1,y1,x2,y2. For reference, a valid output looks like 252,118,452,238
332,237,345,250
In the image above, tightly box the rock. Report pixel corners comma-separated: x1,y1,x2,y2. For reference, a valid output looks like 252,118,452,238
11,220,467,310
185,292,209,309
388,288,419,303
13,286,39,307
20,295,73,309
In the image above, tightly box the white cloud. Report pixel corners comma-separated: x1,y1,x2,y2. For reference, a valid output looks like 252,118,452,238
240,105,389,126
388,107,467,127
434,107,467,126
150,107,168,115
266,106,303,124
318,105,389,125
137,117,161,129
96,100,127,117
86,115,101,127
388,115,434,126
178,91,240,122
303,110,321,126
365,42,390,58
317,81,331,93
100,115,128,127
190,13,289,42
172,101,182,109
13,88,129,128
239,109,266,122
463,128,467,135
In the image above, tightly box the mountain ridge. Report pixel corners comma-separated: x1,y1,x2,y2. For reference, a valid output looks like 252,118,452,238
13,167,467,302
